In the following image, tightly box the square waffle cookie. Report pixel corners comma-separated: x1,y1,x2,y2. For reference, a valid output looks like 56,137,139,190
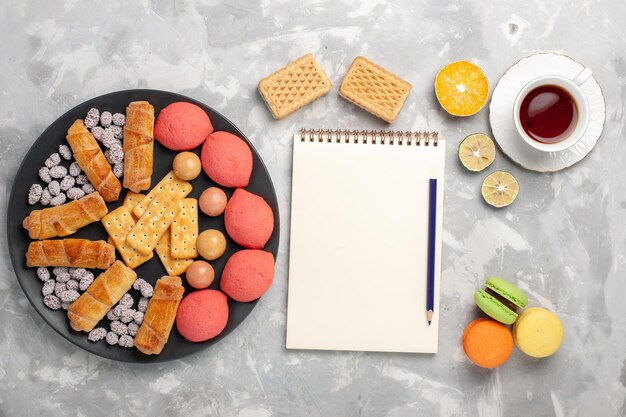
258,54,332,120
339,56,412,123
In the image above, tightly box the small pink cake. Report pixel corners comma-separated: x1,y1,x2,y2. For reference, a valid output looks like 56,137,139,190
201,131,253,188
221,250,275,302
175,289,228,342
224,188,274,249
154,102,213,150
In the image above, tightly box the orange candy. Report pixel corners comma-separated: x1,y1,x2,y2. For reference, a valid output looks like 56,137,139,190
199,187,227,217
196,229,226,261
185,260,215,289
173,152,202,181
462,318,513,368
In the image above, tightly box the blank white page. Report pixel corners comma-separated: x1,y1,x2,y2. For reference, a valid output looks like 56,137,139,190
286,132,445,353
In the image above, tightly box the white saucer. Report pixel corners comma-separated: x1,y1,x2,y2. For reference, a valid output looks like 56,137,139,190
489,53,606,172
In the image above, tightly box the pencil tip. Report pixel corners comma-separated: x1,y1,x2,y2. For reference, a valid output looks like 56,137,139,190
428,320,431,325
426,310,433,323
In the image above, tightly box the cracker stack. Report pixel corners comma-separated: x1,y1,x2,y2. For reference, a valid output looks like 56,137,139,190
100,171,197,274
339,56,412,123
258,54,332,120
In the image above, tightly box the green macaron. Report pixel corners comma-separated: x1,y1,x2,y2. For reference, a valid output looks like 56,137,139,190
474,277,528,325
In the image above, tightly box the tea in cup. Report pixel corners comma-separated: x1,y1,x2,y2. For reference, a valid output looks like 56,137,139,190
513,68,592,152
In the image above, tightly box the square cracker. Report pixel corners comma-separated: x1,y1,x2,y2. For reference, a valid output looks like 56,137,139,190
126,193,181,255
123,191,145,221
101,207,153,269
170,198,198,259
133,171,191,218
258,54,332,120
155,228,194,276
339,56,411,123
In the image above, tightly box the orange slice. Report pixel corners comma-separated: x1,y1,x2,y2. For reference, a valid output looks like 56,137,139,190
435,61,489,117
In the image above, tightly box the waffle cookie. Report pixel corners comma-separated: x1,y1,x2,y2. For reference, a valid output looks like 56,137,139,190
339,56,412,123
258,54,332,120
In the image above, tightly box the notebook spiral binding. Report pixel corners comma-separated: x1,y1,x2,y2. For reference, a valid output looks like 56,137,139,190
300,129,439,146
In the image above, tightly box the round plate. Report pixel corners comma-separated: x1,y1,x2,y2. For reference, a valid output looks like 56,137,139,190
7,89,280,363
489,53,606,172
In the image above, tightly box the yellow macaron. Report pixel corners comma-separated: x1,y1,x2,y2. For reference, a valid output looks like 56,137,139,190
513,307,563,358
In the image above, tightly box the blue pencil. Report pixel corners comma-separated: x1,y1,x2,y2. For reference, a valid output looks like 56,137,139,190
426,178,437,325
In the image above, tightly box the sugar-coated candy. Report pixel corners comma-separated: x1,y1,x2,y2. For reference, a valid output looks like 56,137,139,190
133,311,144,325
85,108,100,128
106,148,124,165
39,166,51,183
112,113,126,126
79,276,94,291
119,293,134,308
60,175,75,191
45,153,61,168
113,163,124,178
81,183,95,194
105,331,119,345
55,272,70,283
113,304,128,317
58,144,72,160
66,187,85,200
66,279,79,291
140,284,154,298
75,174,89,185
54,282,67,296
69,162,82,177
28,183,43,205
88,327,107,342
127,322,139,337
120,309,135,323
42,279,55,297
106,309,119,321
47,180,60,196
118,334,134,348
40,188,52,205
100,111,112,127
43,295,62,310
36,267,50,281
109,139,122,151
109,125,123,139
50,193,66,206
91,126,105,141
53,267,69,276
133,278,148,291
70,268,87,280
59,290,79,303
138,297,149,312
49,165,67,179
101,128,115,147
87,107,100,120
110,320,128,336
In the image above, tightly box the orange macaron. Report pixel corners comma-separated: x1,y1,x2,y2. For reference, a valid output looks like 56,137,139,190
462,318,513,368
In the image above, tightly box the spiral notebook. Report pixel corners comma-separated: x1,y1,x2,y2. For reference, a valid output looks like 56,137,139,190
287,129,445,353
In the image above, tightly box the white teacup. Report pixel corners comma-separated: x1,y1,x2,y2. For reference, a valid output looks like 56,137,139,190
513,68,592,152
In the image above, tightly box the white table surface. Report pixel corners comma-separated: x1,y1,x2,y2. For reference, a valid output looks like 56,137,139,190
1,1,625,416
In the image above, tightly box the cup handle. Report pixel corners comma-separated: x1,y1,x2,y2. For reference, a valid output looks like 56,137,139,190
572,67,593,86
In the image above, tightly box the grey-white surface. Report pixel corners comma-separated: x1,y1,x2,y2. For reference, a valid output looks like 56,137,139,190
1,1,625,416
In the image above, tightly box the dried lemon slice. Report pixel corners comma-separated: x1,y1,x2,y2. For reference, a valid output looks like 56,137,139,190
481,171,519,208
435,61,489,117
458,133,496,172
